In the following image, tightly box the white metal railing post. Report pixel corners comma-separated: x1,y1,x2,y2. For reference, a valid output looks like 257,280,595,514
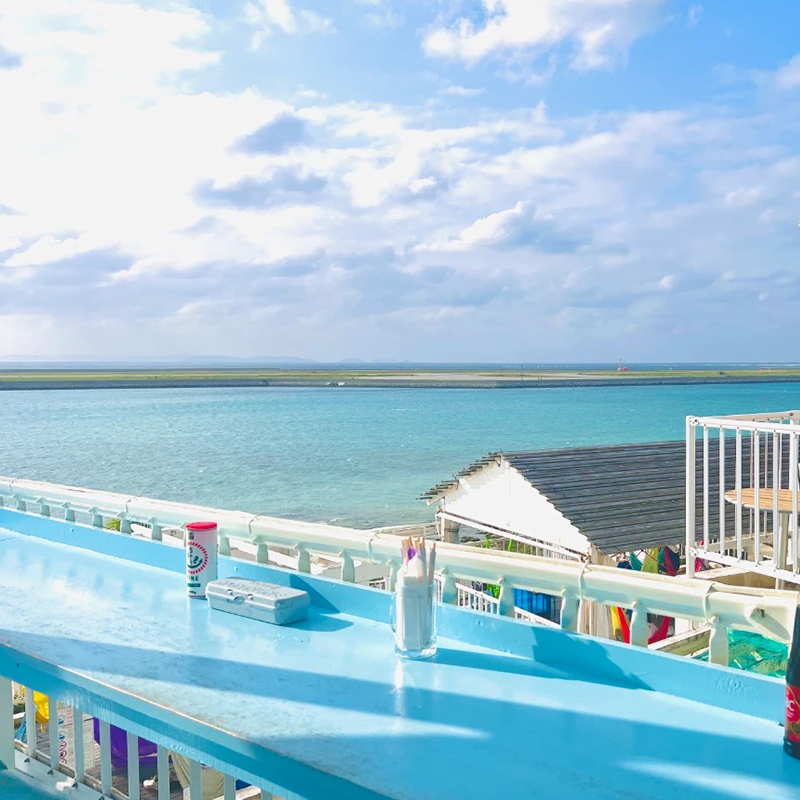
48,697,59,773
774,431,781,569
0,676,14,770
439,569,457,604
754,430,760,564
497,579,514,617
24,688,35,759
719,428,726,555
157,746,170,800
73,708,85,788
629,603,649,647
340,551,355,582
189,758,202,800
686,418,697,578
89,507,103,529
702,426,709,547
296,544,311,573
735,428,743,559
128,731,141,800
791,432,799,575
559,594,580,632
708,618,729,666
149,517,163,541
99,720,112,796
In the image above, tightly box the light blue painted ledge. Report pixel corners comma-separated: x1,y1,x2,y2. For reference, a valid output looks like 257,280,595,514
0,508,798,800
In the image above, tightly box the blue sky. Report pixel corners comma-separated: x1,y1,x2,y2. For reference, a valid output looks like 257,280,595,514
1,0,799,362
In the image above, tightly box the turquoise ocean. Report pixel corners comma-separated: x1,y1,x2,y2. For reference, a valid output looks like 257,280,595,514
1,382,799,528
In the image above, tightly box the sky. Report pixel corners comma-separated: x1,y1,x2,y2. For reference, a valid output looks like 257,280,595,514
1,0,799,363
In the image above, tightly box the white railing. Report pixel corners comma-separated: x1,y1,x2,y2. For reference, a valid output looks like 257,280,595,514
686,411,800,583
450,581,559,626
0,678,261,800
1,475,798,665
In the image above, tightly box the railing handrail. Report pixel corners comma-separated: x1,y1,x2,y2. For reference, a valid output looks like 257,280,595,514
689,413,800,433
1,474,798,660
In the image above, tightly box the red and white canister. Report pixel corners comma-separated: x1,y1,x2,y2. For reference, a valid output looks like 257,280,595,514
186,521,218,598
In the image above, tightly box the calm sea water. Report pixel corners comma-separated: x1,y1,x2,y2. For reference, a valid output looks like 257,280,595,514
1,383,799,527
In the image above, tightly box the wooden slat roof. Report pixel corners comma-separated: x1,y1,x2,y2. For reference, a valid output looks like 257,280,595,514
422,439,790,555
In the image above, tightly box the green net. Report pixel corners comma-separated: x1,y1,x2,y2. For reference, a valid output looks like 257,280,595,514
695,630,788,678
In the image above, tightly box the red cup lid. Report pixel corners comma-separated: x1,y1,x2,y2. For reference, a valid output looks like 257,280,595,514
186,521,218,531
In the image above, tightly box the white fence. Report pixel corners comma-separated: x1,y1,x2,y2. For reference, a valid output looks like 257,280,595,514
1,475,798,665
686,411,800,584
0,677,263,800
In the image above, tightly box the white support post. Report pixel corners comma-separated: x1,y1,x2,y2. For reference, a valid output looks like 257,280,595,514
218,535,231,557
719,428,726,555
735,429,743,559
256,543,269,564
387,559,398,591
73,708,85,788
497,579,514,617
791,433,798,574
149,518,163,542
24,688,36,759
340,551,355,582
774,432,781,570
702,426,709,547
439,569,457,604
629,604,649,647
48,698,59,773
686,418,697,578
157,746,170,800
223,774,236,800
99,720,112,796
127,731,140,800
189,759,202,800
0,677,14,771
754,431,761,564
708,619,729,666
296,544,310,573
559,594,580,632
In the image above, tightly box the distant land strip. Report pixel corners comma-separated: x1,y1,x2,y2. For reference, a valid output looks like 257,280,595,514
3,369,800,390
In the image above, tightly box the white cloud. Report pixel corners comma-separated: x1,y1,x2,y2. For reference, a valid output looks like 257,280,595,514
418,201,589,255
243,0,334,48
687,4,703,27
423,0,665,71
775,54,800,90
723,186,762,207
442,85,485,97
1,0,800,361
5,234,100,267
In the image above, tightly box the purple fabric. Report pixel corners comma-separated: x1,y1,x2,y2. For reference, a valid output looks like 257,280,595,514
92,718,158,769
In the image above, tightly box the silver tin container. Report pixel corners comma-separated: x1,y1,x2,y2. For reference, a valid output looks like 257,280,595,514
206,578,310,625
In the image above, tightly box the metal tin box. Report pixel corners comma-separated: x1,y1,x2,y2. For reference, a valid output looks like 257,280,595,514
206,578,310,626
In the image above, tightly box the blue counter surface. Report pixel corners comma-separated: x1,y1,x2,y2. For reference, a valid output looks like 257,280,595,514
0,511,798,800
